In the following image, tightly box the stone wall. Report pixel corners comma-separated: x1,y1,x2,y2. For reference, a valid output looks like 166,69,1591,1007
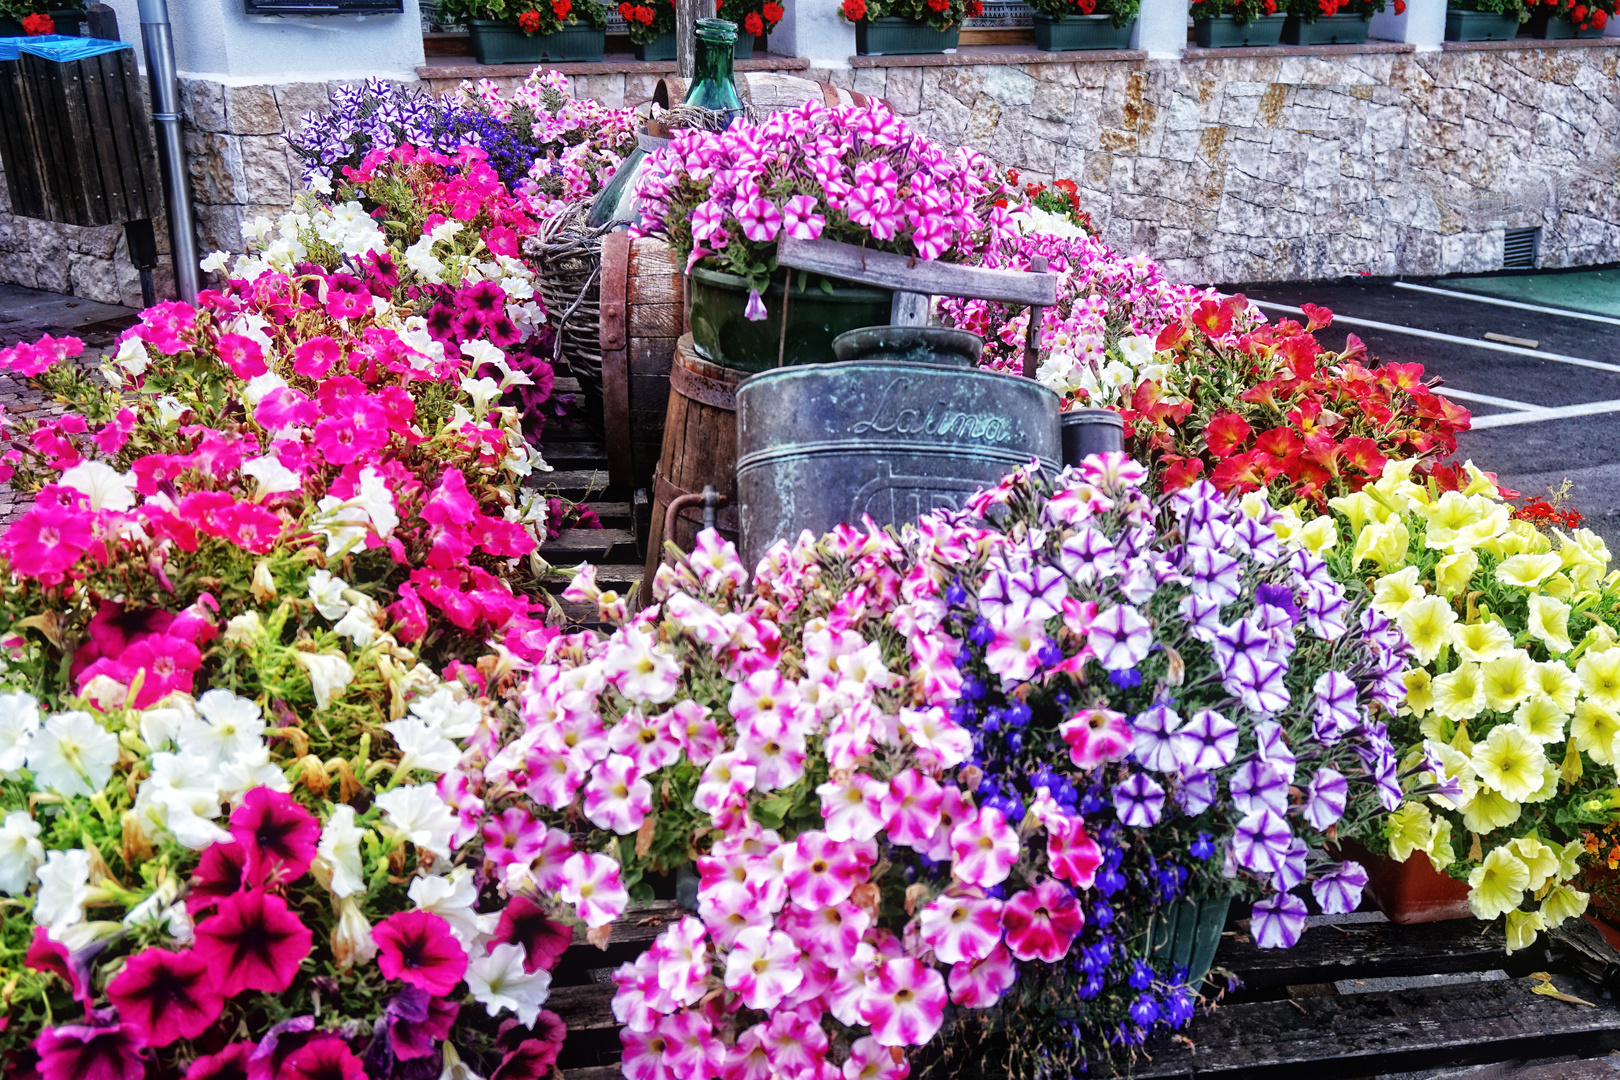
807,39,1620,282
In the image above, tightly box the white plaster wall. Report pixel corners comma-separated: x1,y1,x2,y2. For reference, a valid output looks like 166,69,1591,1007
1384,0,1444,48
773,0,856,69
97,0,425,82
1134,0,1188,58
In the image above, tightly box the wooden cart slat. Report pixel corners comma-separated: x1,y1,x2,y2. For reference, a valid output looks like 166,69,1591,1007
1218,916,1511,991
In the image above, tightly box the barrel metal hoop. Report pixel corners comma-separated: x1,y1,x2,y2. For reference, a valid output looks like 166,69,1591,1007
737,440,1059,475
653,470,739,533
671,359,738,411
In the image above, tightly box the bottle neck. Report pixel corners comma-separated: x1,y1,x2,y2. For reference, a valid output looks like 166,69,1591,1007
693,34,734,86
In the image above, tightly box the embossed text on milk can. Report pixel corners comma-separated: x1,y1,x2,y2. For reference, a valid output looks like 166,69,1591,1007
735,359,1061,569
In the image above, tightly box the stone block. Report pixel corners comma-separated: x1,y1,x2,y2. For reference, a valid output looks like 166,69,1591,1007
273,83,334,129
69,254,120,305
852,67,888,99
886,67,924,115
625,74,662,106
196,203,248,257
965,98,1002,147
574,74,626,109
181,79,228,134
187,131,245,206
240,136,293,206
224,84,283,136
1030,81,1074,124
983,65,1036,107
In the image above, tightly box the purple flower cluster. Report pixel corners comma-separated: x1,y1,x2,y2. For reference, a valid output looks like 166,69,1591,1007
288,78,463,182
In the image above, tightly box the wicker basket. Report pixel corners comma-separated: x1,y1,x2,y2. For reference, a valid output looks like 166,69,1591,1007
527,206,612,430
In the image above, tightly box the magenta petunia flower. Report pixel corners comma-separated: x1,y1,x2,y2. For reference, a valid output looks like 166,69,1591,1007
25,926,100,1006
1001,878,1084,964
106,947,223,1048
184,1041,253,1080
490,895,573,974
33,1022,145,1080
194,890,313,997
229,787,320,885
373,910,468,995
187,838,249,915
281,1035,366,1080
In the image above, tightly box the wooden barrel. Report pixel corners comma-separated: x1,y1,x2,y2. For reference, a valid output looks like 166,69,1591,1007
598,231,684,494
643,334,744,591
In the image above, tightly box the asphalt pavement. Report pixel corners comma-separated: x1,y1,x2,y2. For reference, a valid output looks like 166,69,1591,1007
1232,276,1620,550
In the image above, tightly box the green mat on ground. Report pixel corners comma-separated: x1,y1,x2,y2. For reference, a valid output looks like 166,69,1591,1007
1440,269,1620,318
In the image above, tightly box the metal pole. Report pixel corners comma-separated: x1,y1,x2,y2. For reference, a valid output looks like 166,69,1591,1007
138,0,198,302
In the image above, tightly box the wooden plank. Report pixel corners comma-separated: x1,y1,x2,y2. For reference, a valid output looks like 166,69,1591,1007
1219,918,1511,991
528,468,611,496
777,235,1059,306
627,302,683,339
626,237,682,306
97,50,149,221
540,528,637,559
117,50,162,215
562,1068,625,1080
77,56,128,223
599,230,634,490
629,337,679,375
0,61,45,218
1134,973,1620,1080
15,54,69,223
546,983,618,1032
39,55,103,225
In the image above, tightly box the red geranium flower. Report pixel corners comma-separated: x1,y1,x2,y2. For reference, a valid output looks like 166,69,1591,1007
106,948,223,1048
20,12,54,33
373,911,468,995
763,1,783,22
194,890,313,997
517,8,541,29
228,786,320,885
842,0,867,19
744,11,763,33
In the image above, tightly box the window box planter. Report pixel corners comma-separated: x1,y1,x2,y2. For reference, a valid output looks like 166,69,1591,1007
1281,11,1370,42
1444,9,1521,39
686,266,893,372
1524,10,1603,35
854,15,961,55
633,29,678,59
1192,13,1285,46
1031,12,1135,49
466,19,605,63
0,8,84,36
1341,841,1472,924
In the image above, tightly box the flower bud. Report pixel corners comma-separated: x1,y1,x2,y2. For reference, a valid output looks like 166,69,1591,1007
251,560,277,603
331,897,377,970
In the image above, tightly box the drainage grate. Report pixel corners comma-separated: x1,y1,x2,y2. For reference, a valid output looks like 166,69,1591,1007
1503,227,1541,270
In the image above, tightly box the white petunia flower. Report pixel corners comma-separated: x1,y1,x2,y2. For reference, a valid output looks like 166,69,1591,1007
384,718,461,778
177,691,265,770
26,712,119,798
293,652,354,711
58,461,138,513
410,688,482,741
114,336,150,376
332,596,384,648
135,751,230,849
318,804,367,898
305,570,352,621
410,867,497,948
34,849,92,933
0,691,41,776
466,942,552,1027
241,454,301,500
218,745,292,803
0,810,44,894
375,784,457,859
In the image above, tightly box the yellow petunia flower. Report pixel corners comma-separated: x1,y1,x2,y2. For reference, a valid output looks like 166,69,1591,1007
1513,694,1567,745
1533,661,1582,713
1353,517,1411,572
1511,836,1561,892
1420,713,1453,741
1461,788,1522,833
1528,761,1560,803
1542,572,1575,600
1461,460,1500,498
1495,553,1563,589
1434,550,1479,598
1452,620,1515,664
1578,648,1620,709
1297,515,1338,555
1328,490,1381,537
1238,490,1271,520
1557,838,1586,882
1468,846,1530,920
1432,663,1487,721
1399,596,1459,665
1560,527,1612,571
1481,651,1535,713
1527,595,1573,656
1404,668,1435,715
1504,907,1547,953
1372,566,1425,618
1542,884,1590,929
1385,803,1434,863
1428,816,1456,871
1570,699,1620,765
1471,724,1548,802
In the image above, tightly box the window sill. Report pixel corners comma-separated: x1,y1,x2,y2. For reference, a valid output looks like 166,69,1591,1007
416,52,810,79
848,43,1146,66
1441,35,1620,50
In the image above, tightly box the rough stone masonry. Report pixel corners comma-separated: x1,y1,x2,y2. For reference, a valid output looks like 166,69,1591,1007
2,40,1617,299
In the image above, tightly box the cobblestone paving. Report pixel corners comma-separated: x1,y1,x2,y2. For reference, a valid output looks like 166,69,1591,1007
0,285,139,525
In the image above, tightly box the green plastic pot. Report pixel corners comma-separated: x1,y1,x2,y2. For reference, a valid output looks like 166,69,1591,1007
634,29,679,59
686,266,893,372
1192,13,1285,45
1281,11,1370,42
1032,13,1135,49
1146,895,1233,989
1444,9,1520,39
855,16,961,55
732,32,761,58
467,19,605,62
1525,10,1602,35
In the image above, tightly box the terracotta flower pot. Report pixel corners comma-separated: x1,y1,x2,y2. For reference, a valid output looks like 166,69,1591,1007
1343,841,1472,924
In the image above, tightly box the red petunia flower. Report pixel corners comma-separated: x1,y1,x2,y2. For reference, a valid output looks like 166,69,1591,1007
185,1042,254,1080
1204,412,1252,458
281,1036,366,1080
373,911,468,995
107,948,223,1048
489,895,573,974
229,787,320,885
187,838,248,916
193,890,313,997
33,1022,144,1080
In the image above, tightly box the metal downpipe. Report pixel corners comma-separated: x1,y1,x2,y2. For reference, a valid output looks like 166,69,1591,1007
137,0,198,302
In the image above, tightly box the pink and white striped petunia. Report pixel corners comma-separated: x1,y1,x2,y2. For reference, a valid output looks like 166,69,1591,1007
881,768,944,851
817,772,887,842
558,852,629,928
1058,708,1134,769
782,830,877,910
781,194,825,241
858,957,948,1047
722,926,804,1010
1001,878,1084,963
948,942,1018,1009
918,889,1003,965
582,752,653,835
949,807,1020,888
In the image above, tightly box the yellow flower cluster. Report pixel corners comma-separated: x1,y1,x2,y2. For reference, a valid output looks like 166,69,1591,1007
1306,460,1620,949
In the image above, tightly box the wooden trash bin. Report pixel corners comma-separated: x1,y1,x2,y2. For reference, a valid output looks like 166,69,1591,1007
0,38,161,227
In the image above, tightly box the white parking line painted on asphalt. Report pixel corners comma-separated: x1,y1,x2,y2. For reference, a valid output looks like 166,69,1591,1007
1247,299,1620,376
1469,399,1620,429
1394,281,1620,328
1433,387,1544,413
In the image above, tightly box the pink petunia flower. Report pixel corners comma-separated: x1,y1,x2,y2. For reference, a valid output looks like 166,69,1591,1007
490,894,573,974
559,852,629,928
918,890,1003,965
948,942,1017,1008
949,807,1020,888
215,333,267,380
193,890,313,997
1000,878,1084,963
106,948,223,1048
859,957,947,1047
723,926,803,1010
33,1022,144,1080
228,786,320,885
1046,814,1103,889
372,910,468,995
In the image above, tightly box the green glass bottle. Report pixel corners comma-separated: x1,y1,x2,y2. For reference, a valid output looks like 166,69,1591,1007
684,17,744,127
